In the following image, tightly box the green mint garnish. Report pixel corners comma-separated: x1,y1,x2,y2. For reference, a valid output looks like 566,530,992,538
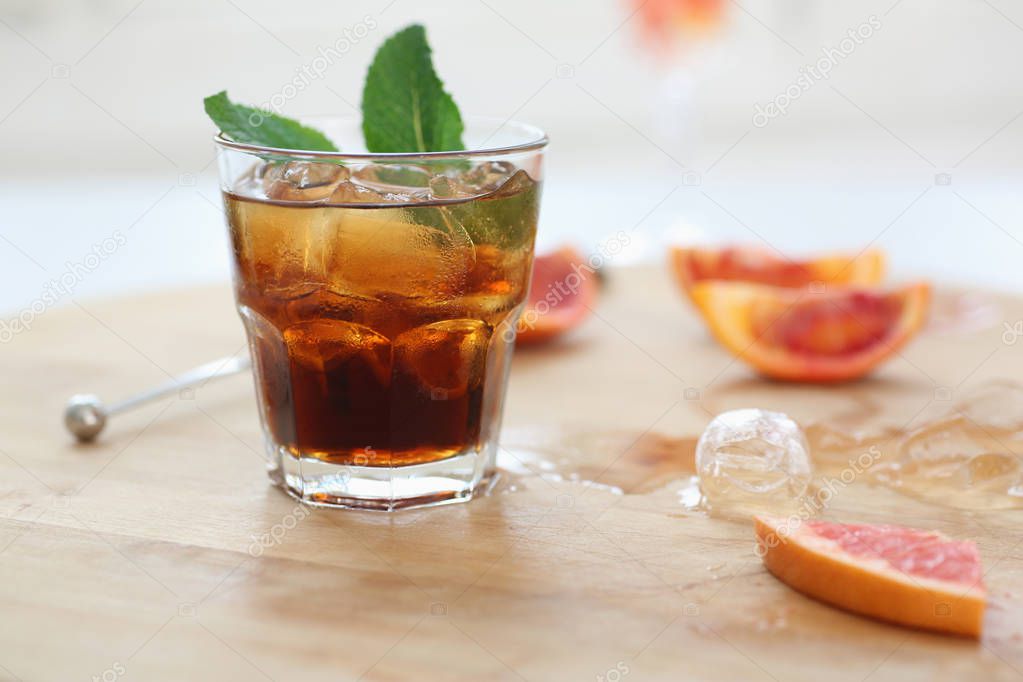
203,91,338,151
204,25,465,154
361,24,465,153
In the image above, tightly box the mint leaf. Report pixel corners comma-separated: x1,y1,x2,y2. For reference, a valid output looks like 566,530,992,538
449,171,540,249
361,24,465,153
203,91,338,151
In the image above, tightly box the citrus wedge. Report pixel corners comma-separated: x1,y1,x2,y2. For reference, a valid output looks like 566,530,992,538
755,516,985,637
691,281,930,382
670,246,885,301
517,246,597,345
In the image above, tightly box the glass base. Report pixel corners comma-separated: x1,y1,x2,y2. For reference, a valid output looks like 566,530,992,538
266,442,497,511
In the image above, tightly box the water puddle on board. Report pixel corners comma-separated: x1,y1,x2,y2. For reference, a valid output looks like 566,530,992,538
496,380,1023,514
497,427,701,502
803,381,1023,511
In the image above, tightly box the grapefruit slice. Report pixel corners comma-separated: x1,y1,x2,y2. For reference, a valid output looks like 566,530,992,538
691,281,930,382
755,516,985,637
670,246,885,301
516,246,597,346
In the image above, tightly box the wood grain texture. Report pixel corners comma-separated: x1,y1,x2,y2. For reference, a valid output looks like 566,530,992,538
1,266,1021,681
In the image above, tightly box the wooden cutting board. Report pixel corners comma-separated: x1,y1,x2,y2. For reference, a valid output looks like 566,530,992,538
1,265,1021,681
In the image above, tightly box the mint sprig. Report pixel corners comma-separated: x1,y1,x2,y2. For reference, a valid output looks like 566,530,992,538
203,91,338,151
204,24,465,154
361,24,464,153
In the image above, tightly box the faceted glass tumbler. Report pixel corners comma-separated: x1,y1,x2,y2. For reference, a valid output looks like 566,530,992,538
214,118,547,510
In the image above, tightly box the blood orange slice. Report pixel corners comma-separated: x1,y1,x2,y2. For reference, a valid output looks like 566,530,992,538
691,281,930,382
516,246,597,346
670,246,885,301
755,516,985,637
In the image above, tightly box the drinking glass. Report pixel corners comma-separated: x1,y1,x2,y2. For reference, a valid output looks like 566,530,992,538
214,118,546,510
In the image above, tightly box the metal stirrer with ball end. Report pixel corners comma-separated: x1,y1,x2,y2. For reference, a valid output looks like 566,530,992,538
64,355,251,442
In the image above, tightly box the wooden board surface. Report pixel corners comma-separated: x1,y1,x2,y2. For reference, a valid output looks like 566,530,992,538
2,265,1022,681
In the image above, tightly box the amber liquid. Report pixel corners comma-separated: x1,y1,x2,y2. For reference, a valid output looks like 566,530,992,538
226,174,540,466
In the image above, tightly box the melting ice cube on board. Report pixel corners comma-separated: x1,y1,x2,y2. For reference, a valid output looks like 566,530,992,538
696,409,812,516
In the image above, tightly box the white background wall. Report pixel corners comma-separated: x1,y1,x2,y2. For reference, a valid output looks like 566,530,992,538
1,0,1022,314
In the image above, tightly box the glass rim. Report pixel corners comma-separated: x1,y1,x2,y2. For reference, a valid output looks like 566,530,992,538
213,115,548,162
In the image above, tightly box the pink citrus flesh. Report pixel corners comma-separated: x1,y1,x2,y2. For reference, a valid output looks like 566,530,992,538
755,516,985,637
517,246,597,345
